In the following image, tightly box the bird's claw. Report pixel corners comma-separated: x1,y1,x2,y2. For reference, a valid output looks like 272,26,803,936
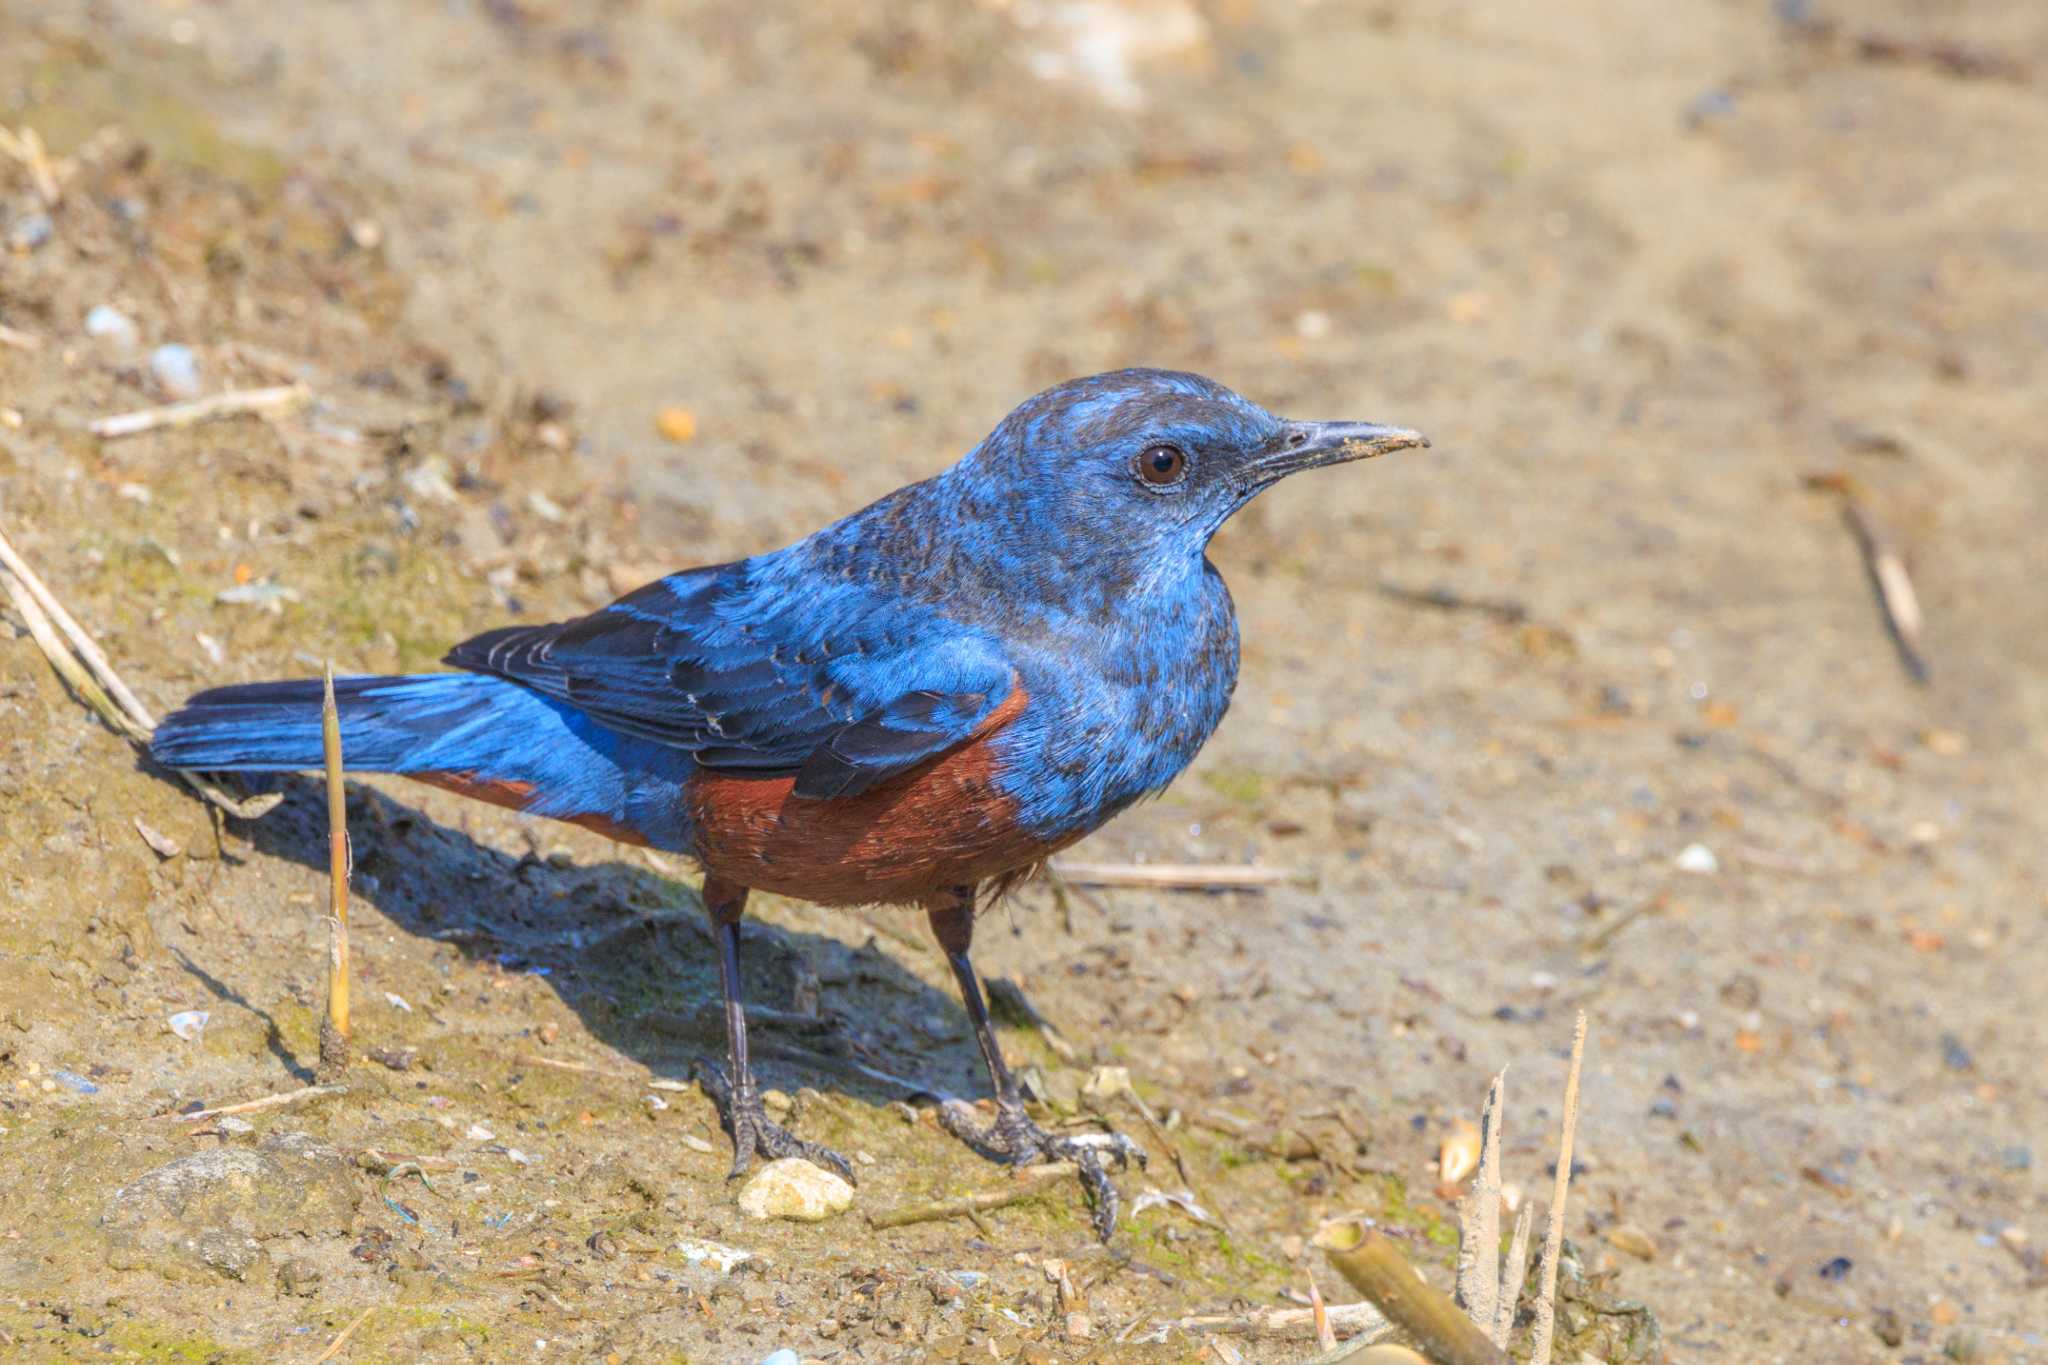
693,1059,855,1185
938,1097,1145,1241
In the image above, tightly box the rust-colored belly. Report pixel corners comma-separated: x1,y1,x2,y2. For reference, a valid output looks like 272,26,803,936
687,692,1065,906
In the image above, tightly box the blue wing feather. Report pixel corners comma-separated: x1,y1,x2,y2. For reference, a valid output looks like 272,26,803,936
445,559,1014,797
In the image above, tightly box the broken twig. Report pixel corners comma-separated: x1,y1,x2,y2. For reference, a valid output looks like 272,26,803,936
1315,1222,1510,1365
89,382,309,440
867,1162,1075,1229
309,1306,374,1364
1805,473,1930,684
1169,1301,1392,1344
1048,861,1309,890
1530,1011,1589,1365
0,522,278,818
317,666,352,1081
150,1083,346,1123
0,321,42,352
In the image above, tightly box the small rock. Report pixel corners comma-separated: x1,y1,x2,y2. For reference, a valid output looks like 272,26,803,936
167,1010,209,1043
1674,843,1719,875
1817,1255,1853,1281
276,1257,322,1297
760,1088,792,1120
1606,1224,1658,1260
1942,1034,1975,1071
102,1132,359,1282
6,211,53,254
1438,1119,1481,1184
755,1351,799,1365
674,1236,753,1273
2000,1146,2032,1172
655,406,698,443
51,1069,99,1094
1872,1308,1905,1347
84,304,139,350
149,344,204,399
1080,1065,1131,1106
737,1158,854,1222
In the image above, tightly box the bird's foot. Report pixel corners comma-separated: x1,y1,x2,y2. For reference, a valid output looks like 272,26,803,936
938,1097,1145,1240
693,1059,855,1184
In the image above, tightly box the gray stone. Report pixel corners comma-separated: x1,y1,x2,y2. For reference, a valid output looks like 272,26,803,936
101,1132,359,1282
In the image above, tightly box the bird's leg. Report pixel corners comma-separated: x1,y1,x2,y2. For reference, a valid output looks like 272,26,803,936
927,885,1143,1240
690,877,854,1183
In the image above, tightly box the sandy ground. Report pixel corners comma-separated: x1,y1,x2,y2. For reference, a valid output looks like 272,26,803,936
2,0,2046,1360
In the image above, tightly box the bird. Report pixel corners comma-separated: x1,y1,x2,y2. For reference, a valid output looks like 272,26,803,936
150,368,1425,1237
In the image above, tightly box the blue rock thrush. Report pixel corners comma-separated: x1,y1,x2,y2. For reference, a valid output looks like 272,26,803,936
151,368,1425,1236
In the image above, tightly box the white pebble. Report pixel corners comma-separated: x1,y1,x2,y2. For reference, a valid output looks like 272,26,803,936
1674,843,1719,875
738,1158,854,1222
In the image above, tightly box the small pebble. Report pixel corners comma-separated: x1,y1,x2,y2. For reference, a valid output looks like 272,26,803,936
1872,1308,1905,1348
1674,843,1719,875
1942,1034,1975,1071
84,305,139,349
6,211,53,254
737,1158,854,1222
2000,1146,2032,1172
756,1351,799,1365
655,406,698,443
52,1069,99,1094
166,1010,209,1043
1606,1224,1658,1260
149,343,204,399
1817,1255,1853,1280
673,1237,752,1273
1438,1119,1481,1184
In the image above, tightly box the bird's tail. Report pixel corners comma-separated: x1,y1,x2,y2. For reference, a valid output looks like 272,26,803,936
151,673,511,774
150,671,698,851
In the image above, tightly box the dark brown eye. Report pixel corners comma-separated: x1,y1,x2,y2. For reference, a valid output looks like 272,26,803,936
1135,443,1188,486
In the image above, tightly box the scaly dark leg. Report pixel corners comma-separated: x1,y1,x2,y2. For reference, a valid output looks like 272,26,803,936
927,884,1143,1240
690,877,853,1183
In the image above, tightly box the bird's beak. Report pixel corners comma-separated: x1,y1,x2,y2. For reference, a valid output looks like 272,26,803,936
1248,420,1429,486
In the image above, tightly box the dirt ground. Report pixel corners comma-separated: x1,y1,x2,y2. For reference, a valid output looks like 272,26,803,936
1,1,2045,1361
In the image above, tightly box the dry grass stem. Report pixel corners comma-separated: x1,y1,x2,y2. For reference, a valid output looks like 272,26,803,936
1169,1302,1391,1344
1316,1222,1509,1365
89,382,309,440
868,1162,1077,1229
0,321,42,351
1842,500,1929,683
1048,860,1309,889
1495,1203,1535,1347
150,1083,346,1124
1530,1011,1589,1365
1309,1274,1337,1352
0,124,61,205
0,522,280,818
309,1306,374,1364
318,666,352,1081
1455,1069,1507,1330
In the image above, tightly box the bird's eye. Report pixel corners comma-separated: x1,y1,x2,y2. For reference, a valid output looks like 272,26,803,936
1135,443,1188,487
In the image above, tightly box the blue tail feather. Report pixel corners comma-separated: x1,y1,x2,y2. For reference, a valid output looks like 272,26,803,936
151,673,699,852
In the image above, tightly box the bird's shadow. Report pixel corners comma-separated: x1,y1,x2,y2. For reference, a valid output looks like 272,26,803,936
155,768,993,1113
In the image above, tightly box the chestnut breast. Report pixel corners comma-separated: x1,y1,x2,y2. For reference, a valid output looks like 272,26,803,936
684,689,1068,906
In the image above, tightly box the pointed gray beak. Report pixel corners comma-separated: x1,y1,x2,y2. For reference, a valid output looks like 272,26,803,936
1248,420,1429,485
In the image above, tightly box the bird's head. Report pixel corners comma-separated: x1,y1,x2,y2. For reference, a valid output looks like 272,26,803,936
955,369,1425,571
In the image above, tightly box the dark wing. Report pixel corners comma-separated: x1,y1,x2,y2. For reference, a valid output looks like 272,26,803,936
446,565,1015,798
